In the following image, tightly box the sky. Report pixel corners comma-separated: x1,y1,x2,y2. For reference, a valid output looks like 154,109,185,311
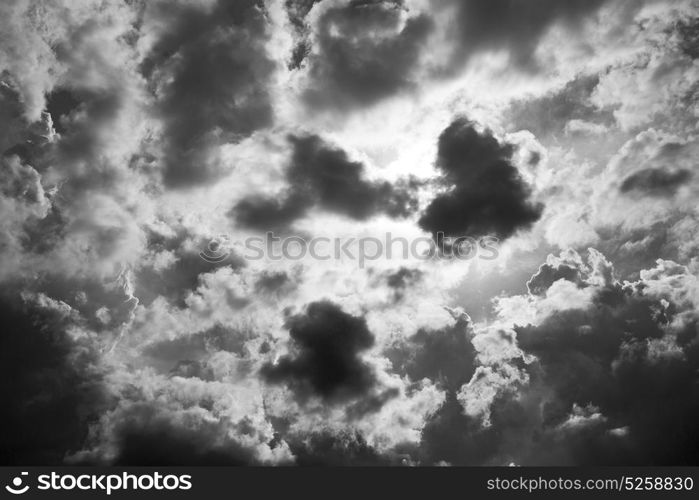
1,0,698,466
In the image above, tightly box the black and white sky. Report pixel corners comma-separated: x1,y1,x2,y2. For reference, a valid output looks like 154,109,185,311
1,0,699,466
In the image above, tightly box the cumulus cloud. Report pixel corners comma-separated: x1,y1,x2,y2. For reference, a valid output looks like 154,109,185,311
0,292,105,464
385,311,476,391
261,301,377,403
507,75,615,139
2,0,699,468
450,250,699,465
299,0,433,110
592,129,699,232
440,0,611,71
233,134,420,230
142,0,276,186
418,118,543,240
619,167,692,197
512,262,699,464
591,6,699,132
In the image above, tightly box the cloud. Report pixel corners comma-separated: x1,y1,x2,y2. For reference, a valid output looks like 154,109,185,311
418,118,543,240
261,301,377,402
72,352,293,465
440,0,611,71
591,8,699,132
0,292,105,465
514,285,699,463
0,0,64,121
254,270,296,295
507,75,614,138
284,0,323,70
233,192,310,232
404,249,699,465
136,224,245,307
232,134,419,229
299,0,433,110
106,404,265,466
490,253,699,464
0,1,153,282
1,0,698,468
142,0,276,186
0,155,52,278
285,429,392,465
384,311,476,391
383,266,424,302
44,89,81,135
592,129,699,231
494,249,614,327
526,249,587,296
619,167,692,197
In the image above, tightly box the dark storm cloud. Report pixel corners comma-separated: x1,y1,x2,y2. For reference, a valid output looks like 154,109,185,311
233,134,420,230
383,266,423,302
136,250,238,308
284,0,322,70
301,0,433,110
677,16,699,59
169,360,216,381
527,261,586,296
516,292,667,416
442,0,611,71
21,205,67,255
1,81,55,167
418,118,543,240
507,75,615,137
3,45,142,263
137,226,245,307
416,393,503,465
289,40,312,71
385,267,423,291
404,259,699,466
254,270,299,296
234,192,311,232
0,156,45,206
285,134,419,218
296,0,614,107
34,278,137,336
142,323,254,374
255,270,291,292
287,430,392,465
385,314,477,391
619,167,692,197
0,80,30,156
345,387,400,420
0,293,104,465
285,0,322,31
43,18,144,187
45,89,82,135
595,221,695,281
106,404,259,466
261,301,376,402
389,327,529,465
406,325,533,465
510,281,699,465
143,0,275,187
52,91,122,167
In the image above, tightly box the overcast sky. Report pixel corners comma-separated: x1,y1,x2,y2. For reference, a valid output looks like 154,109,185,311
1,0,699,466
